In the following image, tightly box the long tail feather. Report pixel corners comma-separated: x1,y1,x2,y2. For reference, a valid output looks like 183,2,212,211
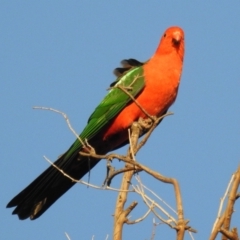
7,153,100,220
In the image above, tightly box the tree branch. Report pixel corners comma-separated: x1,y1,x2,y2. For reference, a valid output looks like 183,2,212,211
113,122,142,240
210,165,240,240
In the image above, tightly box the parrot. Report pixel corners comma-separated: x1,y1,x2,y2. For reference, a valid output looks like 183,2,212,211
7,26,185,220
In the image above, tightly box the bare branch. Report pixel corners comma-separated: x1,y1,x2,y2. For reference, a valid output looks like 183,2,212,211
124,201,138,217
128,128,136,160
126,207,152,224
135,175,177,215
79,144,192,238
133,184,177,226
220,227,239,240
210,165,240,240
113,121,142,240
212,174,235,232
222,166,240,240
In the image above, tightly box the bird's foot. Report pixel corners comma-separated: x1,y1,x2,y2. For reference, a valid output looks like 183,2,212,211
138,117,155,130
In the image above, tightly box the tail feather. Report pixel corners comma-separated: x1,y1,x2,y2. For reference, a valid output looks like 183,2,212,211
7,153,100,220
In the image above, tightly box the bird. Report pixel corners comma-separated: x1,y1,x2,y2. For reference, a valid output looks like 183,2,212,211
7,26,185,220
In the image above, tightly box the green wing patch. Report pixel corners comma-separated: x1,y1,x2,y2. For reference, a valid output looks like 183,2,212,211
82,66,145,140
66,66,145,157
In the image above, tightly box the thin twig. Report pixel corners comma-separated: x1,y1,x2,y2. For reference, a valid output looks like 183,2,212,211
43,156,133,193
117,84,154,120
188,231,195,240
65,232,71,240
212,174,235,232
126,206,153,224
135,175,177,215
33,106,85,147
133,184,177,226
134,175,177,223
210,166,240,240
128,128,136,160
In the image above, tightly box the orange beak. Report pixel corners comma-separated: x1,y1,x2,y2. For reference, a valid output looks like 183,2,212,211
172,31,182,45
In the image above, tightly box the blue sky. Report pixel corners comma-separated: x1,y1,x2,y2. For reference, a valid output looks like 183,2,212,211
1,2,240,239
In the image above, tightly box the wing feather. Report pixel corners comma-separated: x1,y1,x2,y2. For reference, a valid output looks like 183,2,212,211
65,66,145,158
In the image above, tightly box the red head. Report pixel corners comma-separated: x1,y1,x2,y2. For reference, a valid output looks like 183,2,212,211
156,26,185,61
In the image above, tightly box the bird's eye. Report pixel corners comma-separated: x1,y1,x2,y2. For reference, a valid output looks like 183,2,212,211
163,33,166,37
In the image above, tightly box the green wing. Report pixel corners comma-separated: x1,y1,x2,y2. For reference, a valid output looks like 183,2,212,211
65,66,145,158
111,58,144,86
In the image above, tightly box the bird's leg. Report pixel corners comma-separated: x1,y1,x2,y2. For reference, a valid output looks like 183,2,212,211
138,116,156,130
103,160,115,186
79,139,96,158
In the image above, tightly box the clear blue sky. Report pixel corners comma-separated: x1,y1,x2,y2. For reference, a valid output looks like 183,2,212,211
1,2,240,239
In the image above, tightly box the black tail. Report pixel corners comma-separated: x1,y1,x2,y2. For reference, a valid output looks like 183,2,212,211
7,153,100,220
